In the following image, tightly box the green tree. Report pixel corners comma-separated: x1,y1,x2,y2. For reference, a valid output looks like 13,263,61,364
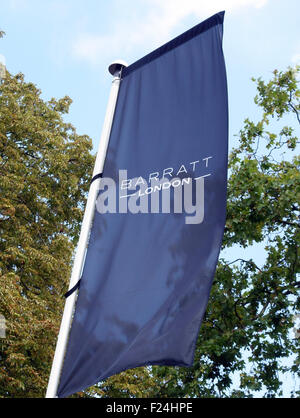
0,71,94,397
91,66,299,398
0,63,299,398
0,71,159,399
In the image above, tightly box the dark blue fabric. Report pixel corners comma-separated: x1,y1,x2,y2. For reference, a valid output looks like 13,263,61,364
57,11,228,398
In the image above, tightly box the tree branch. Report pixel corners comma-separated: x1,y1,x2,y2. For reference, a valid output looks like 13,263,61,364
288,90,300,125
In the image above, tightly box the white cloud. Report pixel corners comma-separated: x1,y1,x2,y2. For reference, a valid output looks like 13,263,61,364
72,0,269,65
0,54,6,66
291,52,300,65
8,0,27,10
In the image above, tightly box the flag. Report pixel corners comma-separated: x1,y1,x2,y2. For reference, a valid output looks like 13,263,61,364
57,11,228,398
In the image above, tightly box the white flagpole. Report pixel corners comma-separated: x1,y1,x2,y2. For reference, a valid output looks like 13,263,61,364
46,60,127,398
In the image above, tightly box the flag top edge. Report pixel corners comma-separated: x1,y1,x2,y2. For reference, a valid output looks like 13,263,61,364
122,11,225,78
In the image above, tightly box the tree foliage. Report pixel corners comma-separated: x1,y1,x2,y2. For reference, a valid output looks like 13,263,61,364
0,72,94,397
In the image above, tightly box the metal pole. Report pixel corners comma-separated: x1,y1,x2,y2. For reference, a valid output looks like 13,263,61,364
45,60,127,398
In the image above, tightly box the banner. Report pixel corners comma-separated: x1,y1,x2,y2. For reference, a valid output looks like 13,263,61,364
58,11,228,398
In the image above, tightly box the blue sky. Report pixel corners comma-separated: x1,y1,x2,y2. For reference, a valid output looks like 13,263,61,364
1,0,299,152
1,0,299,396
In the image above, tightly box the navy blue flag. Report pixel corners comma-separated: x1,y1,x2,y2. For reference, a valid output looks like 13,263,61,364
57,11,228,397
